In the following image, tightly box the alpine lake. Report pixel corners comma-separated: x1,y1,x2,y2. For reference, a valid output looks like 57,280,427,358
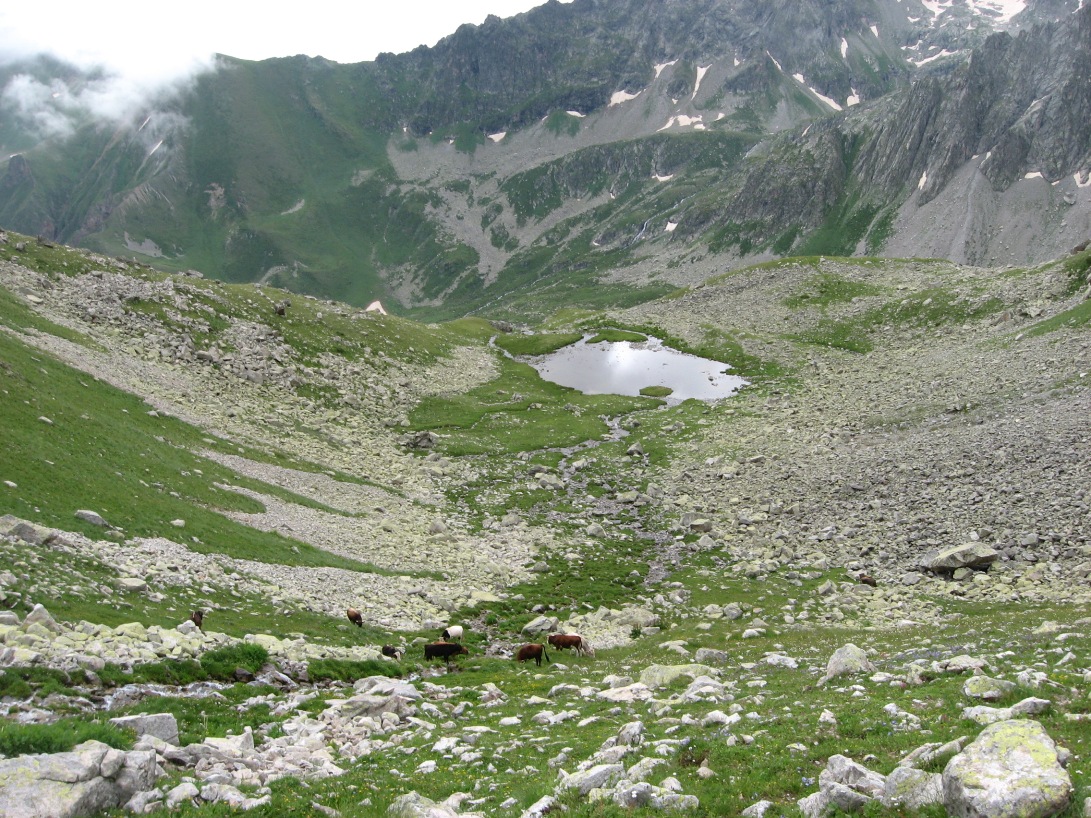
524,333,746,404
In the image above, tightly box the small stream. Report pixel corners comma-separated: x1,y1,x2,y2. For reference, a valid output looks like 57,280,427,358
492,332,746,581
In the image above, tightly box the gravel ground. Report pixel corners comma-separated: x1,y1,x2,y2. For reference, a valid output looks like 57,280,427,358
618,256,1091,605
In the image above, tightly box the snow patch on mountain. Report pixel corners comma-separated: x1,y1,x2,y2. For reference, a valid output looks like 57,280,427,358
793,74,843,111
654,60,677,78
692,65,711,99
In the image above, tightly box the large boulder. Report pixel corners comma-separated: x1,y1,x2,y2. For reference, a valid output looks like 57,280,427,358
962,697,1052,726
638,664,715,689
521,615,559,635
964,676,1017,701
882,767,943,810
108,713,179,746
388,791,485,817
819,644,876,684
596,683,653,703
819,755,886,798
925,543,999,573
557,764,625,796
23,604,63,634
0,740,156,818
330,693,416,721
943,720,1072,818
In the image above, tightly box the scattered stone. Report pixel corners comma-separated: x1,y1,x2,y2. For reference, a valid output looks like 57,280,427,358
741,800,775,818
74,509,108,527
694,648,729,665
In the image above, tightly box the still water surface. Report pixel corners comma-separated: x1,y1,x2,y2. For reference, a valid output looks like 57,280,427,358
526,335,746,403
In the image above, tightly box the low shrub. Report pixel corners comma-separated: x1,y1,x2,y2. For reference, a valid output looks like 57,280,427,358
0,718,132,757
199,644,270,680
0,667,88,699
307,658,399,682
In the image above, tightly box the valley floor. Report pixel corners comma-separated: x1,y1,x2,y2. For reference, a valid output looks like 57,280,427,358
1,239,1090,817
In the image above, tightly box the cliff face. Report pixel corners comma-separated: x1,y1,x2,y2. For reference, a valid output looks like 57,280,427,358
0,0,1089,317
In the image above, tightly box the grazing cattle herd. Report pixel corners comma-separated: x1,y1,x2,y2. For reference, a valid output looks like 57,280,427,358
345,612,595,671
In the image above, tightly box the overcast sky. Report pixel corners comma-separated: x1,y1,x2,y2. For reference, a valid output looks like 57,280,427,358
0,1,571,139
0,1,567,79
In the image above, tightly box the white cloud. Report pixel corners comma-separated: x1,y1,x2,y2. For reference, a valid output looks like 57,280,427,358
0,2,573,72
0,1,572,142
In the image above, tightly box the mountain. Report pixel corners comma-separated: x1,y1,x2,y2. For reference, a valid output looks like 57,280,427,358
0,0,1089,320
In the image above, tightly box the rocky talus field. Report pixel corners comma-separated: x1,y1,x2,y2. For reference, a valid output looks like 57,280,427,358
1,232,1090,818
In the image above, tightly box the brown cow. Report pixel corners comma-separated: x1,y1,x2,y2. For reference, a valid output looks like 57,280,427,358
381,645,401,659
346,608,363,627
424,641,468,668
547,633,594,657
515,643,550,667
190,610,204,632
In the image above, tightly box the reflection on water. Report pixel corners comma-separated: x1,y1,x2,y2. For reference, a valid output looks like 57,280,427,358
526,335,746,403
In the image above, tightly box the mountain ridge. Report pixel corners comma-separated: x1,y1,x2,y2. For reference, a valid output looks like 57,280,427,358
0,0,1089,318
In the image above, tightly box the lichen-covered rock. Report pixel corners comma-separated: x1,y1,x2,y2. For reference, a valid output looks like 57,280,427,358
0,740,156,818
943,720,1072,818
882,766,943,809
822,781,872,812
638,664,715,688
819,755,886,797
558,763,625,796
819,644,875,684
798,790,831,818
964,675,1017,701
23,603,63,634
